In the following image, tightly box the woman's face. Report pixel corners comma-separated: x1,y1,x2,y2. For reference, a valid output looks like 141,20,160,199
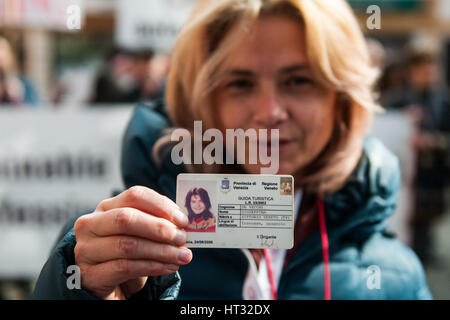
190,194,206,215
213,16,336,175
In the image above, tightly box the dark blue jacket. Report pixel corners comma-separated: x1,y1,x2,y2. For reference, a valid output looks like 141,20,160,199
31,101,433,300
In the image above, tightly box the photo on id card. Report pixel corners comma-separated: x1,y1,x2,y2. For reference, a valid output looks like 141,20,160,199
177,179,218,233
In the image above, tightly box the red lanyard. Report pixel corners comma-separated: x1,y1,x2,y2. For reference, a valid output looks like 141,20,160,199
263,197,331,300
318,197,331,300
263,249,277,300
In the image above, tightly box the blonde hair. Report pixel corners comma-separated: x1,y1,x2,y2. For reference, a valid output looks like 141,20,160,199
165,0,382,195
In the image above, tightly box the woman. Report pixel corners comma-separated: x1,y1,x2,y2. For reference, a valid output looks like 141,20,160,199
0,37,38,106
184,188,216,232
32,0,431,300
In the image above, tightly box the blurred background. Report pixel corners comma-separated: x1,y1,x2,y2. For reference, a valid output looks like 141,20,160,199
0,0,449,299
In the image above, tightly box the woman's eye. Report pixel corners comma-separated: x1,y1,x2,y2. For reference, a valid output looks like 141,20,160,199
226,79,254,90
284,77,313,88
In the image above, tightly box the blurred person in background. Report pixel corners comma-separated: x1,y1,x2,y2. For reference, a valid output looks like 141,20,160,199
0,36,38,107
383,50,450,266
366,38,386,72
138,53,170,102
378,63,407,106
406,52,450,267
90,48,168,105
90,48,141,104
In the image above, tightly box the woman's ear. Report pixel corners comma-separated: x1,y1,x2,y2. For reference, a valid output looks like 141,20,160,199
333,92,352,136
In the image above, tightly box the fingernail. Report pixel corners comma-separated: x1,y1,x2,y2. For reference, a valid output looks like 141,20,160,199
166,264,179,272
174,209,189,226
177,248,192,264
173,229,187,246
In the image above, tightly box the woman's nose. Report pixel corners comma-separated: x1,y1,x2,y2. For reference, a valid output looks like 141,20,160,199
252,87,289,128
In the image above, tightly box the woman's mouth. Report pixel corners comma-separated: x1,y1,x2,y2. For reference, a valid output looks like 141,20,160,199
247,138,296,158
267,138,295,153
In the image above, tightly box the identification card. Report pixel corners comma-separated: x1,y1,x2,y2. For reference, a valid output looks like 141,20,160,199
176,174,294,249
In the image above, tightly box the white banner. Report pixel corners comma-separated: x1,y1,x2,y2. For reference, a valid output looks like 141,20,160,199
436,0,450,21
0,107,133,279
0,0,84,30
116,0,196,53
370,111,415,246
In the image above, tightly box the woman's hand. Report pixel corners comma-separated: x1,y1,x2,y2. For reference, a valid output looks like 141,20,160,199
73,186,192,300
